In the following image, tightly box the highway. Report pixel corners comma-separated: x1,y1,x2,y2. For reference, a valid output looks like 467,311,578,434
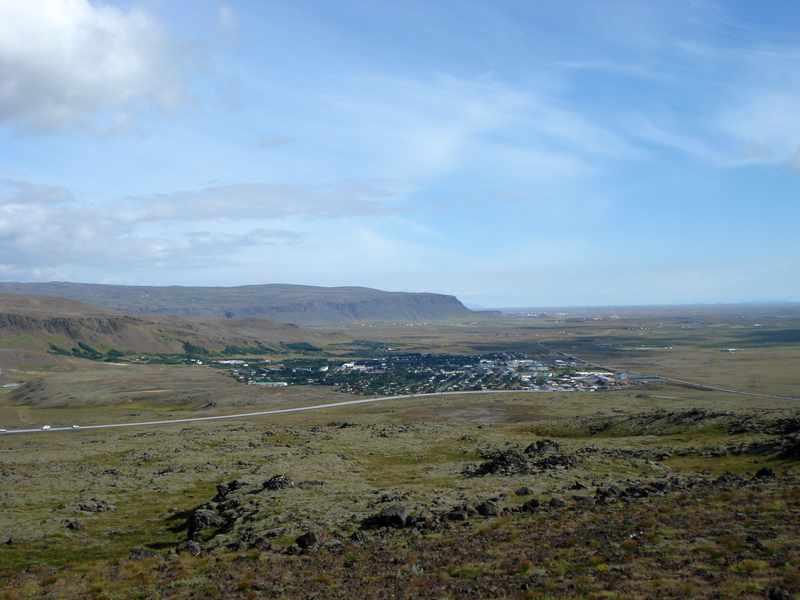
0,390,535,436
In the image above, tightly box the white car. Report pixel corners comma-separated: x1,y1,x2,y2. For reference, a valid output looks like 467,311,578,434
41,425,51,431
0,429,6,433
72,425,80,429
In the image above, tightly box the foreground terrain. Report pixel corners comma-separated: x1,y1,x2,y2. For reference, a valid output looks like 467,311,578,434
0,303,798,598
1,388,798,599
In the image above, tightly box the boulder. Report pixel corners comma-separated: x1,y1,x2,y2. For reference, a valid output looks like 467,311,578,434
263,475,295,491
754,467,776,480
767,587,794,600
324,539,344,550
77,498,115,513
446,503,478,521
524,440,559,456
475,500,500,516
595,486,620,504
521,498,540,512
175,540,202,556
350,530,374,543
296,531,319,549
364,504,412,528
187,509,225,538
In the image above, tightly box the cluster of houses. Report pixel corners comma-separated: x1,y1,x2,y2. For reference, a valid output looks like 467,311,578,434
217,352,636,396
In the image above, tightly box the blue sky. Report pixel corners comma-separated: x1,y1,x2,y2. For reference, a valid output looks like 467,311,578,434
1,0,799,308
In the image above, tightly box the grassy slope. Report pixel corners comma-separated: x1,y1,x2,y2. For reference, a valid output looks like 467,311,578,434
0,293,346,370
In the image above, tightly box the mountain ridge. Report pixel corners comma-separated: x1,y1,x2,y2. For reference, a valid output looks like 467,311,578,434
0,282,476,325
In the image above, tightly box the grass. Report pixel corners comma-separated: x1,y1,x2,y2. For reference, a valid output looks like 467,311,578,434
1,305,799,598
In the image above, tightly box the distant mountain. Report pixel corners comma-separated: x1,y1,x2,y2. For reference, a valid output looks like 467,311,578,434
0,282,476,325
0,293,340,368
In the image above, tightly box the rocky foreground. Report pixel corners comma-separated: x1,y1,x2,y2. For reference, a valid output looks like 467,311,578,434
1,407,799,599
3,468,798,600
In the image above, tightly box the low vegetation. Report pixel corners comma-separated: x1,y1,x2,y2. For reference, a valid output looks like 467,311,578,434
0,301,798,598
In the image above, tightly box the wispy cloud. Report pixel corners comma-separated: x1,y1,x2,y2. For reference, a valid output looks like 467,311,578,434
119,182,403,224
0,180,306,274
0,178,405,279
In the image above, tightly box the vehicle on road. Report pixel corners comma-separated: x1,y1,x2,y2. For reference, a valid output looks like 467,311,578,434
41,425,51,430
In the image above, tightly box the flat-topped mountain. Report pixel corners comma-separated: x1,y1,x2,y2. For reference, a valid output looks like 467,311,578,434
0,282,476,325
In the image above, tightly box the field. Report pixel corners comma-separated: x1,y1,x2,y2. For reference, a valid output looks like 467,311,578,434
0,304,798,599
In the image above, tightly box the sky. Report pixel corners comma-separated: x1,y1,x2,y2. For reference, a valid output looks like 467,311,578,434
1,0,799,308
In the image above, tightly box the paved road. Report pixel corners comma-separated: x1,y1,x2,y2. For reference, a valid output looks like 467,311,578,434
0,390,539,436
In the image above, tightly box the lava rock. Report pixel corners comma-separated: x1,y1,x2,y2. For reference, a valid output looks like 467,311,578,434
767,587,794,600
175,540,202,556
77,498,115,513
754,467,776,480
350,530,374,543
521,498,540,512
263,475,295,490
187,509,225,538
524,440,559,456
475,500,501,516
362,504,413,529
296,531,319,549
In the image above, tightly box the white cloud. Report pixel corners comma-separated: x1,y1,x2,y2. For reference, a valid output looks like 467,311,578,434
0,0,191,135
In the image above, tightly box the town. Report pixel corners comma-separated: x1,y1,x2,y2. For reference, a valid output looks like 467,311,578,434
214,352,642,396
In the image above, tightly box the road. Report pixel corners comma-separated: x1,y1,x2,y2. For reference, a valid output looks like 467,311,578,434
4,344,796,436
0,390,538,436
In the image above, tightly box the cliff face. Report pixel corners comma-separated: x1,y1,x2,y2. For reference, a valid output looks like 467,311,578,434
0,283,476,325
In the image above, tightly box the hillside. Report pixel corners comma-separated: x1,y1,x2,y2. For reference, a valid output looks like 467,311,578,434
0,282,477,325
0,293,341,368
